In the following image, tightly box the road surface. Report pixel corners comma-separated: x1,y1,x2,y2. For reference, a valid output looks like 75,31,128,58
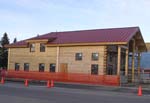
0,82,150,103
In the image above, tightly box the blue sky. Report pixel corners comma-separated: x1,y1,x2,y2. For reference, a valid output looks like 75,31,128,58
0,0,150,42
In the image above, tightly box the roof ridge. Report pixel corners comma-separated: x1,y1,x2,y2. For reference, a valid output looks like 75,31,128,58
51,26,139,33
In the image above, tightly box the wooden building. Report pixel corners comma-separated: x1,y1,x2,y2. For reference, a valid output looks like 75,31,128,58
146,43,150,52
6,27,147,82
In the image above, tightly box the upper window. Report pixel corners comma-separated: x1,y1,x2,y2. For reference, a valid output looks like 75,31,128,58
49,63,56,72
92,53,99,61
75,53,82,60
30,43,35,52
40,43,45,52
39,63,45,72
24,63,29,71
15,63,20,71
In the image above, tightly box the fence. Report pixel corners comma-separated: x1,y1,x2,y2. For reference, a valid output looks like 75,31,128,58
140,72,150,84
5,70,120,86
120,70,150,87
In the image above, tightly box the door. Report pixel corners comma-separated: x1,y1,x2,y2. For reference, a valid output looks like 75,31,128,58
60,63,68,73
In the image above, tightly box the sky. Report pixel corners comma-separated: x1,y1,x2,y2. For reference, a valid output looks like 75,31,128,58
0,0,150,43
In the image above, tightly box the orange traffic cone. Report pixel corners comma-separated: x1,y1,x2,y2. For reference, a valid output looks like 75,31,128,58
24,79,28,87
47,80,51,88
51,80,54,87
1,77,5,84
138,85,142,96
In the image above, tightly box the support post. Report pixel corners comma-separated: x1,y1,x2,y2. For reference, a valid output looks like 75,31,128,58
125,49,129,76
7,48,10,70
56,46,60,72
117,46,121,75
138,52,141,79
132,40,135,82
103,46,107,75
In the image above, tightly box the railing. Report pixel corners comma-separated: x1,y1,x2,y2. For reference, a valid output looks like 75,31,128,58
120,70,150,87
5,70,120,86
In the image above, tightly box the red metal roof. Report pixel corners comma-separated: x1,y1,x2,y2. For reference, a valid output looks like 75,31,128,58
8,27,140,47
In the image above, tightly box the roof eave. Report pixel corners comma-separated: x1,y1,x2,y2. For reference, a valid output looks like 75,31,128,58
26,39,48,43
46,42,127,47
5,44,27,48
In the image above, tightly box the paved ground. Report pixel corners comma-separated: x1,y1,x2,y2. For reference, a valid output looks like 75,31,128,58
0,82,150,103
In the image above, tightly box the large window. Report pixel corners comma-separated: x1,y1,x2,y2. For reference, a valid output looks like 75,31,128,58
109,52,113,62
92,53,99,61
40,43,45,52
24,63,29,71
49,63,56,72
75,53,82,60
15,63,20,71
39,63,45,72
91,64,98,75
30,43,35,52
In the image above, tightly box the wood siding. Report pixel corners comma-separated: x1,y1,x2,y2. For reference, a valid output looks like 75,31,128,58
59,46,105,75
9,43,57,71
8,44,105,75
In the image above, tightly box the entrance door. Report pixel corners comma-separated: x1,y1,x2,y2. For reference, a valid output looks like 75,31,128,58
60,63,68,73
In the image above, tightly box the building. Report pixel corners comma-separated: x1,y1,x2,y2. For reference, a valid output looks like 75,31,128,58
141,43,150,69
140,43,150,70
6,27,147,82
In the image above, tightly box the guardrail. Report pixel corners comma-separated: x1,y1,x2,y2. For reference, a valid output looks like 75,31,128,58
6,70,120,86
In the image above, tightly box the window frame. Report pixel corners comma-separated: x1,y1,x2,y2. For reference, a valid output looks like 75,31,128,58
92,53,99,61
91,64,99,75
75,53,83,61
40,43,46,52
49,63,56,72
30,43,35,52
24,63,29,71
39,63,45,72
15,63,20,71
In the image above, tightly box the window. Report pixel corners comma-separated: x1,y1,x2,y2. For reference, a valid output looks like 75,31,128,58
40,43,45,52
30,43,35,52
75,53,82,60
92,53,99,60
49,63,56,72
107,64,113,75
91,64,98,75
15,63,20,71
24,63,29,71
39,63,45,72
109,52,113,62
